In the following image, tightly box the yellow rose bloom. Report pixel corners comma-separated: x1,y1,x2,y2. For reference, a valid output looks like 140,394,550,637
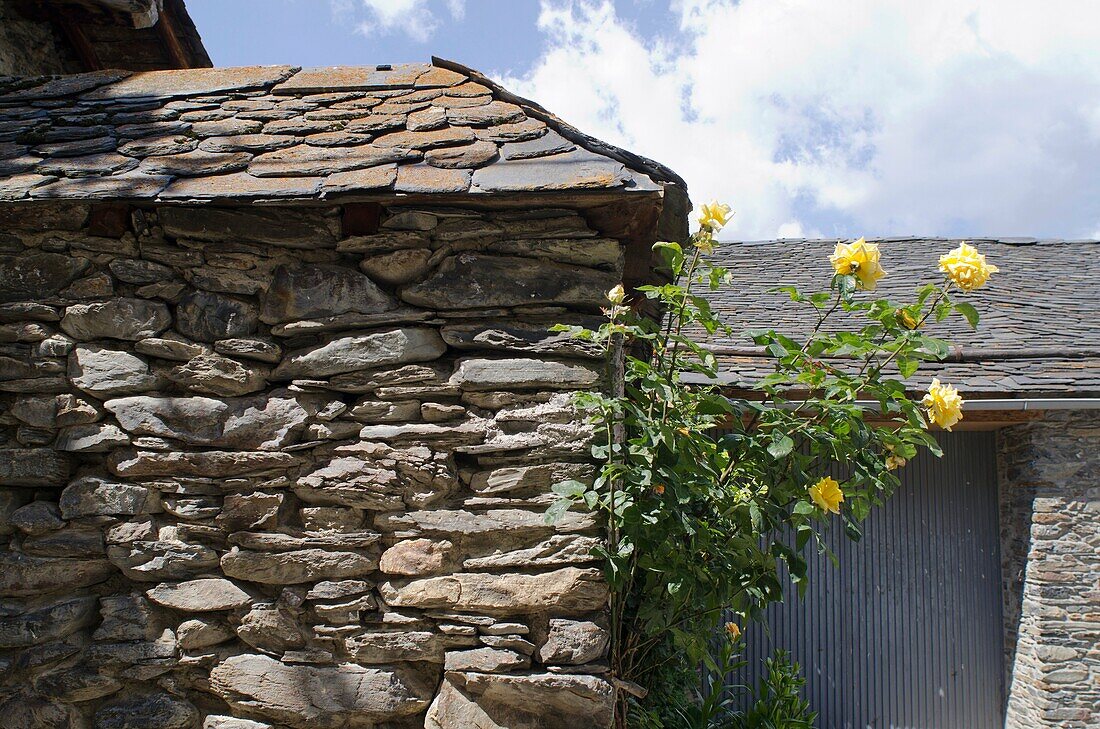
808,476,844,514
939,242,999,291
725,622,742,640
694,231,716,254
922,378,964,431
606,284,626,305
830,238,885,291
698,201,733,231
896,309,919,330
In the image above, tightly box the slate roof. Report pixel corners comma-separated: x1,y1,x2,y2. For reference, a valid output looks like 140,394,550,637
0,59,682,203
692,238,1100,396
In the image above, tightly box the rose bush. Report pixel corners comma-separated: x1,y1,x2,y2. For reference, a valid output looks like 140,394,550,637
549,206,998,727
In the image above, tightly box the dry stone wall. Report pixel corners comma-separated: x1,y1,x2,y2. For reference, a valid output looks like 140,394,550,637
1000,411,1100,729
0,201,619,728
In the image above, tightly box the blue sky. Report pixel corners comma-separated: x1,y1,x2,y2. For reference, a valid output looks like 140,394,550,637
187,1,1100,240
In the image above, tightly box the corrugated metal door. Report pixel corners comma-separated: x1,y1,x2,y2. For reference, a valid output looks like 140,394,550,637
727,431,1004,728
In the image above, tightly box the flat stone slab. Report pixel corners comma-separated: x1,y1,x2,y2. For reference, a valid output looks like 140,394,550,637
210,654,435,727
105,393,317,450
400,253,616,310
160,172,323,200
82,66,298,99
472,148,629,192
147,578,252,611
451,358,602,391
274,328,447,379
108,449,299,478
380,567,608,614
273,64,440,93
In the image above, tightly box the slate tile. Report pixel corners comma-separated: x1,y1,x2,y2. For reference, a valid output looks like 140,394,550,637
471,148,628,192
140,150,252,176
30,173,172,199
373,128,476,150
322,164,399,195
249,144,418,177
160,172,322,200
395,164,472,194
81,66,298,100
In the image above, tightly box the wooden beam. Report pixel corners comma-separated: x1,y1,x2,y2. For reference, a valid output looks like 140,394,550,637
154,1,191,69
52,9,102,71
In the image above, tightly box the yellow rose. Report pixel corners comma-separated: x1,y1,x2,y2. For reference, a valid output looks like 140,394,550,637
698,201,733,231
939,242,998,291
896,309,919,330
725,622,742,640
694,231,716,254
830,238,885,291
808,476,844,514
606,284,626,305
922,378,964,431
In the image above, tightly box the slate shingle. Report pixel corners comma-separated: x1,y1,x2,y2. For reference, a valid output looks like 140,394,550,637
0,60,678,203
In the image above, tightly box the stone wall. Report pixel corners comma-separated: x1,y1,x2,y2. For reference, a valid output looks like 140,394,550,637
0,0,76,77
1000,411,1100,729
0,201,621,728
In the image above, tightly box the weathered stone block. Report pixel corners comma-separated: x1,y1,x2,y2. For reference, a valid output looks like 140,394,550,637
259,264,396,324
222,548,379,585
425,672,614,729
106,393,316,450
176,290,260,342
93,692,199,729
380,567,607,615
401,253,617,309
69,344,160,397
0,448,70,487
379,538,453,576
345,630,445,663
159,206,340,247
108,449,299,478
537,619,609,665
59,476,156,519
273,327,447,379
441,319,603,358
147,578,252,612
0,252,88,303
107,539,220,581
237,604,304,653
0,552,114,597
168,352,268,396
451,357,602,391
0,596,98,648
209,654,435,727
60,298,171,341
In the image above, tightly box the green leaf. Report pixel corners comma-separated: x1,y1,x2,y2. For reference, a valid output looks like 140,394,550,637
544,499,571,525
954,301,980,329
897,356,919,379
767,434,795,458
652,241,684,276
551,479,588,498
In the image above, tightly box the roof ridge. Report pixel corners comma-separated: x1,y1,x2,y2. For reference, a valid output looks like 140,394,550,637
720,237,1100,246
431,57,687,190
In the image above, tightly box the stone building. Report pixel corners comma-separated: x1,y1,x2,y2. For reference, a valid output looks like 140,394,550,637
0,0,209,77
701,239,1100,729
0,61,686,727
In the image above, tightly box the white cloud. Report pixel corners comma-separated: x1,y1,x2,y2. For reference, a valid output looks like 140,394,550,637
351,0,464,43
501,0,1100,239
